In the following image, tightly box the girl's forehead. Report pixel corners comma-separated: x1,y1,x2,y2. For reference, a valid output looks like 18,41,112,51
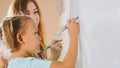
27,20,37,28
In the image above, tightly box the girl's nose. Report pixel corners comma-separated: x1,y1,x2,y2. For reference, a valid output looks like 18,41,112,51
39,37,42,41
38,35,41,40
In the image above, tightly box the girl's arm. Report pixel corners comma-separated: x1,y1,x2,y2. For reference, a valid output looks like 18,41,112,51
50,18,79,68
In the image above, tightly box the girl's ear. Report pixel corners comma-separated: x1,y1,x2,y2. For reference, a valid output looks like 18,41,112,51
16,33,25,44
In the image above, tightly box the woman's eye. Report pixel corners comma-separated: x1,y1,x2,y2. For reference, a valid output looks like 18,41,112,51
25,12,30,15
34,11,38,14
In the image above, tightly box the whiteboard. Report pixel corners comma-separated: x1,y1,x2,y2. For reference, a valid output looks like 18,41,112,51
62,0,82,68
64,0,120,68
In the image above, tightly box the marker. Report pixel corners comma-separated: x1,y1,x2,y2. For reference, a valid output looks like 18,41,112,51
42,40,62,50
55,17,79,36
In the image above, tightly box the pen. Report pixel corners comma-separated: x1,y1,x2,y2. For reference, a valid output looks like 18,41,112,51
55,17,79,36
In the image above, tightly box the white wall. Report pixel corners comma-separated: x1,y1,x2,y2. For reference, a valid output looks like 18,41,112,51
65,0,120,68
80,0,120,68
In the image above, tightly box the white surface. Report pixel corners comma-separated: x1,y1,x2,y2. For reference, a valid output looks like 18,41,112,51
65,0,120,68
79,0,120,68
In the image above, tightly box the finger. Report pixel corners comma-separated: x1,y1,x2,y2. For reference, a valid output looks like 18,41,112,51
51,42,62,50
53,42,61,48
58,44,63,49
55,43,62,47
51,39,57,43
50,42,59,49
50,39,62,49
71,18,76,23
76,22,79,24
51,39,59,45
55,43,62,50
56,39,62,42
67,19,71,24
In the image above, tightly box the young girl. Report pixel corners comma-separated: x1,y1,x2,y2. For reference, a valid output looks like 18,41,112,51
0,16,79,68
7,0,62,60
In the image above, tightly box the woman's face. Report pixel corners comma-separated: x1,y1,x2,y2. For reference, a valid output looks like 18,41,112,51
25,1,39,26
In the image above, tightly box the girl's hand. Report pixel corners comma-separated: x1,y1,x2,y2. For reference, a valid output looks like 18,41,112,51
67,18,80,38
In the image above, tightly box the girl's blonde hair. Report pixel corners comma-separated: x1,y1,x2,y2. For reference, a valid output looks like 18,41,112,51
2,16,30,51
0,16,38,68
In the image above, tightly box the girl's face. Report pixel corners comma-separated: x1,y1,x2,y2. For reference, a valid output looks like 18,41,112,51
25,1,39,26
22,20,42,55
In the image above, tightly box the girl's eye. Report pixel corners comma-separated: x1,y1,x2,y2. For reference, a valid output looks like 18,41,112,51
34,31,39,34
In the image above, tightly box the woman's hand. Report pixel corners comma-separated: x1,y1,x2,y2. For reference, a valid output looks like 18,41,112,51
48,39,62,61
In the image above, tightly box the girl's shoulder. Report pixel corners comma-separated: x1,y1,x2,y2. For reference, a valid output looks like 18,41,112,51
9,57,36,63
8,57,52,68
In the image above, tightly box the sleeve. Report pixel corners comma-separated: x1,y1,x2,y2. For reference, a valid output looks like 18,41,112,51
27,58,52,68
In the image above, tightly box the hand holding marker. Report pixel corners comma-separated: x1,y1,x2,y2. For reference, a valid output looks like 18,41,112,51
42,17,79,50
55,17,79,36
